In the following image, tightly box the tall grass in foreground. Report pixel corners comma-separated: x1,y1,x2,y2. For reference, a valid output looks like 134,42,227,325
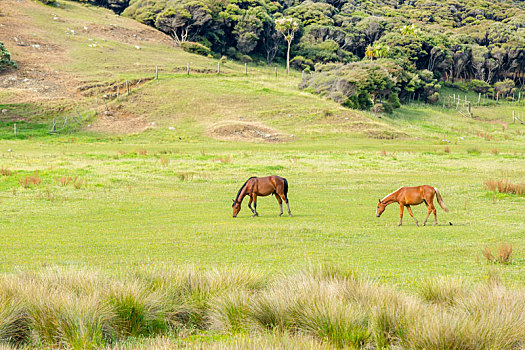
0,266,525,349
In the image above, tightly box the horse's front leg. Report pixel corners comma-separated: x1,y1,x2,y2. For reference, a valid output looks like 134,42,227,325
398,204,404,226
248,197,255,214
406,205,419,226
251,194,258,217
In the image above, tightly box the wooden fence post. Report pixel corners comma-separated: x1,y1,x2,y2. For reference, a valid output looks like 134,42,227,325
478,92,481,106
126,80,129,95
245,63,247,75
187,63,190,75
217,61,220,74
155,65,158,80
116,85,119,99
14,123,17,137
274,67,277,78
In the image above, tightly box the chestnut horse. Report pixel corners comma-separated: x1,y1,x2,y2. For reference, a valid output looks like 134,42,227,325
376,185,449,226
232,176,292,217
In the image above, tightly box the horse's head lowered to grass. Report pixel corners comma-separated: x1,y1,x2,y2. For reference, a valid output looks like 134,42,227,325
232,199,241,217
376,199,386,217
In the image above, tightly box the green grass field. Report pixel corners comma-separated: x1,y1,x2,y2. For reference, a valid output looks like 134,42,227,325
1,124,524,287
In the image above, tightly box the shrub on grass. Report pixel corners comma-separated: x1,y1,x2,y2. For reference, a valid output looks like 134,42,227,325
0,42,17,72
468,79,491,93
180,42,211,56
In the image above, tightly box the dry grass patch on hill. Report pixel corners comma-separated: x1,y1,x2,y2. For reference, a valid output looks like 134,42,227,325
208,121,291,143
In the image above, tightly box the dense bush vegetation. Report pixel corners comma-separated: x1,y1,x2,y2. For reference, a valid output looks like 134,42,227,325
61,0,525,109
300,59,440,111
118,0,525,86
0,42,17,72
1,266,525,349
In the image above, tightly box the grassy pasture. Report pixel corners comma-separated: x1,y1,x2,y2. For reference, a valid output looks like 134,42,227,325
0,125,524,286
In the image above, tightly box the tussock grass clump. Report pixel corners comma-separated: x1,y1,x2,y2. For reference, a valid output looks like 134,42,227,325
19,175,42,188
419,276,468,306
482,243,513,264
176,172,194,181
1,266,525,348
107,282,168,337
0,297,30,345
209,291,251,334
467,147,481,154
485,179,525,196
0,167,12,176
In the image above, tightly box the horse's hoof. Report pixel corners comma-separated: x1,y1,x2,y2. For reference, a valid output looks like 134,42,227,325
278,214,282,217
398,223,402,227
289,214,293,217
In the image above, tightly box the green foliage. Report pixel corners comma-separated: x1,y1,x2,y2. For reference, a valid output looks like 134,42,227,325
493,79,515,96
38,0,57,5
0,42,17,71
300,59,435,110
290,55,314,70
468,79,492,93
72,0,525,93
180,41,212,56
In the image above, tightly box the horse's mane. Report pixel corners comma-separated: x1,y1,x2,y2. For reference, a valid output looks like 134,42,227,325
235,177,256,202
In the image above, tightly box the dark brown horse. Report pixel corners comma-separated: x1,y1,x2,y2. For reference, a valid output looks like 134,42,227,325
376,185,449,226
232,176,292,217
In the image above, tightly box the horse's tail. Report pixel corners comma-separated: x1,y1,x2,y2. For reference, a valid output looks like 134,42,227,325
283,177,289,200
434,187,449,212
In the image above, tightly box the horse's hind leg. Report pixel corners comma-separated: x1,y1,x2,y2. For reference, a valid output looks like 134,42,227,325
423,206,432,226
275,194,283,217
279,193,292,217
406,205,419,226
424,194,438,226
398,204,404,226
248,197,255,214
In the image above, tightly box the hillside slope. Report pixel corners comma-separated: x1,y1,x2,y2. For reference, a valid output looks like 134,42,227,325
0,0,404,138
